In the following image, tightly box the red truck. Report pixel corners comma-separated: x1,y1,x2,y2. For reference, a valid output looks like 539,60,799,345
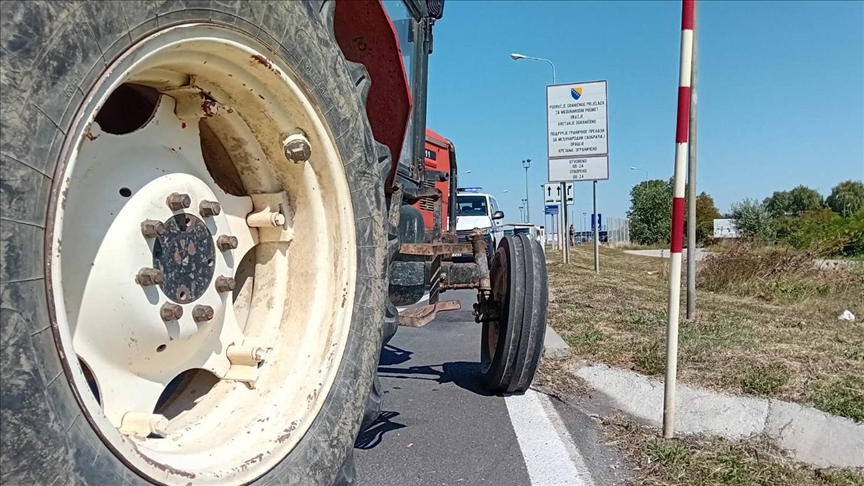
415,128,457,234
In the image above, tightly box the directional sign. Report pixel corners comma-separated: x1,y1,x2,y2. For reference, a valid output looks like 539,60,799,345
549,156,609,182
544,204,559,216
543,183,562,204
544,182,575,205
546,81,608,159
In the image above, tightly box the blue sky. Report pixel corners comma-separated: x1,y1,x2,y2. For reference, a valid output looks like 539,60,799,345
424,0,864,229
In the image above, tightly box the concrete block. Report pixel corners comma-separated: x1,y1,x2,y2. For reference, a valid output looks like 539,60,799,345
576,364,769,438
676,385,768,439
574,363,864,469
543,326,571,358
575,364,664,427
766,400,864,468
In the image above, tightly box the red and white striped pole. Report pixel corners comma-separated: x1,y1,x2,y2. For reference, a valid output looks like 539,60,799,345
663,0,696,439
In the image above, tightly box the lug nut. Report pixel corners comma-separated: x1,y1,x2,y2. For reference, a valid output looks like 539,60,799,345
199,200,221,217
136,268,163,286
192,305,215,322
160,303,183,321
283,132,312,163
166,192,191,211
216,235,238,251
215,276,236,293
140,219,165,238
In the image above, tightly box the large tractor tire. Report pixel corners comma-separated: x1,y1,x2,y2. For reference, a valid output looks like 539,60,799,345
0,1,390,485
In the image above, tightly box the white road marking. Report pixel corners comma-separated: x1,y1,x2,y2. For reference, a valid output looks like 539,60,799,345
505,390,592,486
537,392,597,486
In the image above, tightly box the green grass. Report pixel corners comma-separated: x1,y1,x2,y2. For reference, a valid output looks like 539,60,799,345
813,376,864,423
604,417,864,486
680,318,755,362
566,327,606,354
740,364,790,397
633,342,665,375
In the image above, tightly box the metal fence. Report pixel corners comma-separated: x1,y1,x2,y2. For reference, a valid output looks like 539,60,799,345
568,217,630,246
605,217,630,246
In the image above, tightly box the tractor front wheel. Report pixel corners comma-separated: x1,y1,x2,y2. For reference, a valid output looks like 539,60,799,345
480,235,549,393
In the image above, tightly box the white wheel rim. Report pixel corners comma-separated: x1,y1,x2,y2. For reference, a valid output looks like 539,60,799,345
47,24,357,485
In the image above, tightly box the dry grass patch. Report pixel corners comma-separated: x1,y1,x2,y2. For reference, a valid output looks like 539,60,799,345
602,416,864,486
699,242,864,311
546,245,864,421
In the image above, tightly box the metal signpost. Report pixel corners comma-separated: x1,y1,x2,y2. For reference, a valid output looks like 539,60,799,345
546,80,609,271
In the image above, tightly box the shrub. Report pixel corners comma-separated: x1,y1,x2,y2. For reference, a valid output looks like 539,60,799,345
775,208,864,257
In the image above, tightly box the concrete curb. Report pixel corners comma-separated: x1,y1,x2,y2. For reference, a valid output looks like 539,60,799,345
543,325,571,358
575,363,864,469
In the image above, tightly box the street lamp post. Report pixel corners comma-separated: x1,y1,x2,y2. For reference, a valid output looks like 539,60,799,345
511,53,556,84
630,166,648,182
522,159,531,223
511,52,567,261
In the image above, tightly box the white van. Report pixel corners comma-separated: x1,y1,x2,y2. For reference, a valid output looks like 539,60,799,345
454,190,505,261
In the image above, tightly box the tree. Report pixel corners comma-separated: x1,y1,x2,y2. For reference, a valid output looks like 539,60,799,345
763,190,793,219
694,192,721,244
826,180,864,217
763,185,823,218
627,179,672,245
730,198,773,241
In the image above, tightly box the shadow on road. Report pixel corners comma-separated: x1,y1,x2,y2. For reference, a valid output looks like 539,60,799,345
355,411,406,450
379,344,413,367
377,345,491,397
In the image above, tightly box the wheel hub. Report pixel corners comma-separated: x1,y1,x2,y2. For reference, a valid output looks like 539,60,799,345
153,213,217,304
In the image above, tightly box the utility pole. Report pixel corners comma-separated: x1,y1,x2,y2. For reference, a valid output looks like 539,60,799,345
686,0,699,320
522,159,531,223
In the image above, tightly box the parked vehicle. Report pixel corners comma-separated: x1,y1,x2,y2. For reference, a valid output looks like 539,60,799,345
453,189,505,262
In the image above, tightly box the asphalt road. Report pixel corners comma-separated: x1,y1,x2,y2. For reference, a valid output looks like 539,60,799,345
353,290,627,486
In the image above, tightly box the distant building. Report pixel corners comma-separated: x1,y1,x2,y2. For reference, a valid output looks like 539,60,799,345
713,219,741,238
